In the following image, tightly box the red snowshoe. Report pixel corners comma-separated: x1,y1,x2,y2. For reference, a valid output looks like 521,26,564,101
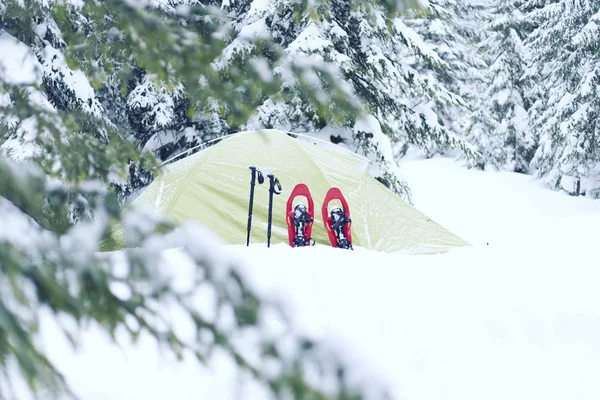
322,187,353,250
286,184,315,247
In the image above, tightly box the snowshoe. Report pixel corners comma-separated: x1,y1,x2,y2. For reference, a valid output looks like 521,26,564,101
286,183,315,247
322,187,353,250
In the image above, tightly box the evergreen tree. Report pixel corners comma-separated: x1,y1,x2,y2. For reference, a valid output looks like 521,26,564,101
525,0,600,196
215,0,479,201
468,0,536,172
404,0,488,157
29,0,482,202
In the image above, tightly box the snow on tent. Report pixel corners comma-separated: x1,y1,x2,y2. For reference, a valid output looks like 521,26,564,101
108,130,469,254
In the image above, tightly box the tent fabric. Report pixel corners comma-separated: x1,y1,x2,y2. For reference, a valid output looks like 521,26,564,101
111,130,469,254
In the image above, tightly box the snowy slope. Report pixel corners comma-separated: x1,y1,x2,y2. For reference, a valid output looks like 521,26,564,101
401,152,600,249
19,155,600,400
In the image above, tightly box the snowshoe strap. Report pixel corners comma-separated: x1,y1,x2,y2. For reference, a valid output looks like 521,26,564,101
330,207,352,249
292,203,314,247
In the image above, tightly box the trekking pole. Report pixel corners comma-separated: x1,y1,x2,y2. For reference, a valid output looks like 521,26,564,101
246,166,264,246
266,174,282,248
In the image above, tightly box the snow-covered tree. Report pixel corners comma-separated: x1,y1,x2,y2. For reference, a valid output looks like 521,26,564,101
214,0,479,200
468,0,536,172
21,0,482,202
404,0,488,152
525,0,600,196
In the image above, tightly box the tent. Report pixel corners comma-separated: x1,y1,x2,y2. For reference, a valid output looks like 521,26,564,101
110,130,469,254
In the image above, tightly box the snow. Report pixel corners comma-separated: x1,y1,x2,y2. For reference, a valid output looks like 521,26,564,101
15,154,600,400
41,45,102,116
496,87,510,105
249,57,274,82
556,92,574,114
0,30,42,85
329,21,347,38
513,104,529,134
0,195,52,249
1,117,43,161
354,114,395,163
247,0,272,18
579,67,596,96
238,19,271,41
394,19,443,64
287,23,330,56
428,18,448,35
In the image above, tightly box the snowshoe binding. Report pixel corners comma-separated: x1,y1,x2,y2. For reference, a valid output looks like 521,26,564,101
322,187,353,250
286,184,315,247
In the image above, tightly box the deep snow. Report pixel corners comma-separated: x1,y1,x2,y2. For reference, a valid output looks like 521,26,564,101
16,154,600,400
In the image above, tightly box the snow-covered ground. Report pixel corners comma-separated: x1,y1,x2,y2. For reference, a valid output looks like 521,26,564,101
19,154,600,400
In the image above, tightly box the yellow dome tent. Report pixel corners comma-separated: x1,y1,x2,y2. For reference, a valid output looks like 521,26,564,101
110,130,469,254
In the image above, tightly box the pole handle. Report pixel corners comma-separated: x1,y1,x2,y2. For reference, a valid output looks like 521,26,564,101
268,174,282,195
